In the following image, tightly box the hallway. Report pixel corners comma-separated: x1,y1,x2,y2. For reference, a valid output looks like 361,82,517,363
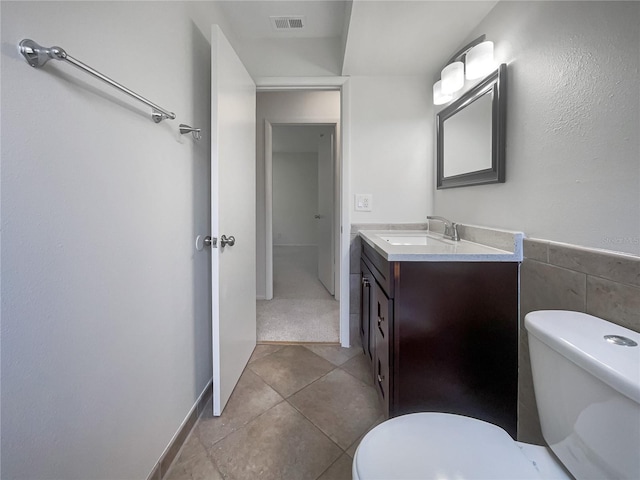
257,246,339,343
165,345,382,480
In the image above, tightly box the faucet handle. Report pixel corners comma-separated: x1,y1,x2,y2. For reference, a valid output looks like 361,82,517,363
449,222,460,241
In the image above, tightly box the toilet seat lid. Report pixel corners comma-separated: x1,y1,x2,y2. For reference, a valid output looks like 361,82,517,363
354,413,543,480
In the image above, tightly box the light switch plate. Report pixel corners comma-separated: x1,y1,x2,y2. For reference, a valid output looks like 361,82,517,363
355,194,372,212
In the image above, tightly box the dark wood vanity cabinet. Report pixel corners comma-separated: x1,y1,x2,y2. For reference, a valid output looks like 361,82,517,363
360,242,519,438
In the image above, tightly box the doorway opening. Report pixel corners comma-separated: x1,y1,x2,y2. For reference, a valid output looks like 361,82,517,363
258,123,339,343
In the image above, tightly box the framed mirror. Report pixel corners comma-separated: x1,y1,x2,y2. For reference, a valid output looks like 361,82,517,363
436,63,507,189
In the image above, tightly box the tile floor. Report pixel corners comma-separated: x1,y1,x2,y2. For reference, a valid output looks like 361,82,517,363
165,344,383,480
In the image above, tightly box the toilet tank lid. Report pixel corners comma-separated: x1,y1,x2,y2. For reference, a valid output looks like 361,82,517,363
525,310,640,404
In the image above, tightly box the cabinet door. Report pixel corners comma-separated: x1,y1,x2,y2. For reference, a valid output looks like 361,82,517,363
374,283,391,417
360,260,373,360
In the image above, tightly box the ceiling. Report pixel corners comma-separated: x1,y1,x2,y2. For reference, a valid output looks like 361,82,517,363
212,0,498,78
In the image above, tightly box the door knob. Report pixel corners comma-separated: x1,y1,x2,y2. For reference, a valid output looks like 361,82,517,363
314,214,322,219
220,235,235,247
196,235,217,250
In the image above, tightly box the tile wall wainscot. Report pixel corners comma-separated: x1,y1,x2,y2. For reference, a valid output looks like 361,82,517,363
519,238,640,444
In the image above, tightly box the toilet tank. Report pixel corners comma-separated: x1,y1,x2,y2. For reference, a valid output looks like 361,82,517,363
525,310,640,480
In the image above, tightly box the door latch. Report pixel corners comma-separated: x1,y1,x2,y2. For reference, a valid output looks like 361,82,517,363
204,236,217,248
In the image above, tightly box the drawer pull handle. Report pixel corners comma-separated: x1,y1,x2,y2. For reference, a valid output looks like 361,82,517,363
377,374,385,383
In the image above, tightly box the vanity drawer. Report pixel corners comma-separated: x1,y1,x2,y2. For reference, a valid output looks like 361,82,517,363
362,242,395,298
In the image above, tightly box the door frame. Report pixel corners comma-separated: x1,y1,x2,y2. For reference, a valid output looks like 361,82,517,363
256,78,351,347
265,120,339,301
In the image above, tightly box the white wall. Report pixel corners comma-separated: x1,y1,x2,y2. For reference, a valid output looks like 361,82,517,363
256,90,340,298
273,153,318,246
433,1,640,255
0,2,221,478
349,76,433,224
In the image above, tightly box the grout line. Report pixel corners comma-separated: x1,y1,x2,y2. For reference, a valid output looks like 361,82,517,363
186,348,379,479
313,451,349,480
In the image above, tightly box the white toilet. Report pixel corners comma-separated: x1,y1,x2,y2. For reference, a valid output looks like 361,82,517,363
353,310,640,479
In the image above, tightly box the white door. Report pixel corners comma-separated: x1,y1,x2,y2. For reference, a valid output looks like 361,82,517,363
211,25,256,416
317,131,334,295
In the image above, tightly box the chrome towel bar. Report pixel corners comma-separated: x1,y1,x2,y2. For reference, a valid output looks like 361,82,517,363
19,39,176,123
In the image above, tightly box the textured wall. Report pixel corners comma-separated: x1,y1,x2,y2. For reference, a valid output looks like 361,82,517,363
433,1,640,255
1,2,218,478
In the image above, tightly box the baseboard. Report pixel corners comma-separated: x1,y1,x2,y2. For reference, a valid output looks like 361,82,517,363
146,379,213,480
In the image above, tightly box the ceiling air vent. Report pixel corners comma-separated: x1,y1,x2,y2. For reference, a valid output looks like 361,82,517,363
270,16,306,31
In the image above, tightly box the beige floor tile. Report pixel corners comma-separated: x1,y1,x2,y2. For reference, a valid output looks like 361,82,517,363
317,454,354,480
346,414,385,457
197,369,283,446
176,431,207,463
339,353,374,386
248,344,284,364
248,345,335,397
209,401,342,480
288,369,383,449
305,344,362,366
165,446,223,480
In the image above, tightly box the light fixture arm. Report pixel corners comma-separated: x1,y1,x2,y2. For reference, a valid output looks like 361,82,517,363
441,34,487,71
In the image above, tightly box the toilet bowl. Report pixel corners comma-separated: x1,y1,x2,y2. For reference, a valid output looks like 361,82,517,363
352,311,640,479
353,412,570,479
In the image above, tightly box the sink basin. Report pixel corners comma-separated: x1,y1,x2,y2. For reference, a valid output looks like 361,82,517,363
378,234,452,246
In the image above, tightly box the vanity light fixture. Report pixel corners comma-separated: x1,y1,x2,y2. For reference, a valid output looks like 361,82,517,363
433,80,453,105
433,35,495,105
465,41,495,80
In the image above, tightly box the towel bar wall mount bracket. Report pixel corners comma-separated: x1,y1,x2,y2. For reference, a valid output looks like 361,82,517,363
19,39,176,123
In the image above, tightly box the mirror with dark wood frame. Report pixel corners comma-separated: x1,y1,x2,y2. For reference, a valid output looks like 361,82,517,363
436,63,507,189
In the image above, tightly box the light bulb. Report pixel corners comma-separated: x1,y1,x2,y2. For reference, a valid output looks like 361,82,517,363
465,41,495,80
441,61,464,94
433,80,452,105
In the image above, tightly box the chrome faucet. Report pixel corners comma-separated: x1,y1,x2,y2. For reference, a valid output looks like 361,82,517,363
427,216,460,241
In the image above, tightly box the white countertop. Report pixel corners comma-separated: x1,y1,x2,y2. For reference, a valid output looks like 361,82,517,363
359,230,523,262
